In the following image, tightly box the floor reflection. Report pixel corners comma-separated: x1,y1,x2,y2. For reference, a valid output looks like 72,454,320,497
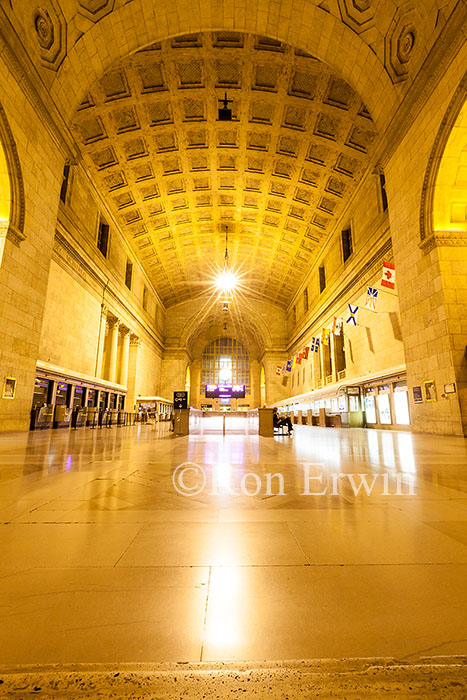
0,424,466,664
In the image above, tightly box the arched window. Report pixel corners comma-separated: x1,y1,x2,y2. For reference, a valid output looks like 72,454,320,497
202,337,250,392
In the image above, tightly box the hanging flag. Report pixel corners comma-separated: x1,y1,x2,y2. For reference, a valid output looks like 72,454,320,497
320,328,330,346
381,261,396,289
291,357,296,369
365,286,379,311
296,354,302,365
286,360,292,372
302,346,310,360
331,317,344,335
275,366,282,376
310,337,320,353
346,304,359,325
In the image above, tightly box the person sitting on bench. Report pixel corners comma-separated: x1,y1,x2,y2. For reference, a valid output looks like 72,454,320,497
273,408,293,435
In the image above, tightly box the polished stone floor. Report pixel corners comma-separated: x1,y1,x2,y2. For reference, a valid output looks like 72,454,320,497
0,423,466,665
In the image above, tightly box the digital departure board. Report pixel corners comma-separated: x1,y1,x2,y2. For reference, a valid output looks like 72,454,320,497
205,384,245,399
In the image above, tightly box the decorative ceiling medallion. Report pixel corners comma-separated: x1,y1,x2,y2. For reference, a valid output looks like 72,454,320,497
337,0,375,33
385,3,420,84
32,2,66,71
77,0,115,23
34,8,54,49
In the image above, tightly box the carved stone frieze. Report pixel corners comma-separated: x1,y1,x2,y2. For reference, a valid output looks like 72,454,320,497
420,231,467,255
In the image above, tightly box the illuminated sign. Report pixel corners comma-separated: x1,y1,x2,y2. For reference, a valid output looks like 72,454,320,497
205,384,245,398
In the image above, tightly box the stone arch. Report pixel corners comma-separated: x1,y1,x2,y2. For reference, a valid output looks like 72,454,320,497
182,303,273,360
420,71,467,243
0,102,25,254
52,0,395,133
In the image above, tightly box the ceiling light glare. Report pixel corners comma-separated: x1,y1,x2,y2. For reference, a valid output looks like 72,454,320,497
215,269,238,292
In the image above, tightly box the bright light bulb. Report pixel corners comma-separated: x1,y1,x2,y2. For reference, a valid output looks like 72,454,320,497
215,269,238,292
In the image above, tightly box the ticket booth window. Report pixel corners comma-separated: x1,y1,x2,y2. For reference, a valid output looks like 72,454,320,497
32,378,50,408
377,393,392,424
56,383,69,406
99,392,107,410
87,389,97,407
365,394,377,423
394,383,410,425
73,387,84,409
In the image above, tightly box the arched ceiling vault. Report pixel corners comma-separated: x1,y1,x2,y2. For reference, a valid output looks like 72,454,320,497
71,31,379,306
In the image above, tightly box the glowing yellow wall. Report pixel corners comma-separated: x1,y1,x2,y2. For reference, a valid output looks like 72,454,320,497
0,142,10,226
433,100,467,233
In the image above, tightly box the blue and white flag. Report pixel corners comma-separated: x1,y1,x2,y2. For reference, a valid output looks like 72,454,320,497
346,304,359,325
310,337,320,352
286,360,292,372
365,287,378,312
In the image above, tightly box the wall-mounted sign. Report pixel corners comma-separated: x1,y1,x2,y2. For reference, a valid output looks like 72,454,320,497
205,384,246,398
444,383,456,394
412,386,423,404
347,386,360,395
424,380,437,402
173,391,188,409
2,377,16,399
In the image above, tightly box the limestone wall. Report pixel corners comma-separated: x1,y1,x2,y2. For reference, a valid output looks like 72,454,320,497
37,162,165,410
284,168,405,397
0,55,64,431
385,44,467,436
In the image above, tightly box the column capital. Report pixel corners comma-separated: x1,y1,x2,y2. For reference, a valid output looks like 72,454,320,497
101,303,109,318
130,335,140,347
119,325,131,337
107,316,120,330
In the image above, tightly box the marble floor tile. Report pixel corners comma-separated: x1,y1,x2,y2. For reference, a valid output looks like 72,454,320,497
118,522,308,567
0,522,144,568
0,567,208,664
202,564,467,661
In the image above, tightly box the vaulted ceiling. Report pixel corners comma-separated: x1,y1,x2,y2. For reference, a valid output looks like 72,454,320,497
71,31,378,307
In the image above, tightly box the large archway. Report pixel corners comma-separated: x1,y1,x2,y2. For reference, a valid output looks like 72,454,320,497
0,103,25,264
52,1,397,132
420,71,467,243
0,134,10,264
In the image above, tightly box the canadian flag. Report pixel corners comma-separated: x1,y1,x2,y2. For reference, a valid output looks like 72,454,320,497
381,261,396,289
275,366,282,376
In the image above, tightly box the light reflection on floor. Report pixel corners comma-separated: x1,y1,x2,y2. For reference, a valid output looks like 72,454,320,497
0,423,466,664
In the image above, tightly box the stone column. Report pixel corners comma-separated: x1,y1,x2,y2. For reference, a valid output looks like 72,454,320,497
95,304,108,379
126,335,140,411
119,327,131,387
107,318,120,384
260,351,288,405
159,348,192,402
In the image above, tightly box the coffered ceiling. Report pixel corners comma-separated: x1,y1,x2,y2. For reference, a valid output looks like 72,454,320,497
72,32,378,307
